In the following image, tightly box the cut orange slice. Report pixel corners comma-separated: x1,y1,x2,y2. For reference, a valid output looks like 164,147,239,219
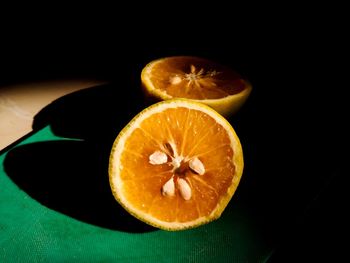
141,56,252,117
109,99,244,231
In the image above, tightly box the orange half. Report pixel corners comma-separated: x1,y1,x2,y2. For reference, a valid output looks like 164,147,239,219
109,99,244,230
141,56,252,116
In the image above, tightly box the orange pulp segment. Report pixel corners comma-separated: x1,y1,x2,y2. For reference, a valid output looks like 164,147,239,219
141,56,252,116
109,99,244,230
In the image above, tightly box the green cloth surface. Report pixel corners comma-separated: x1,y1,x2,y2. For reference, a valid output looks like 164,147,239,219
0,127,273,262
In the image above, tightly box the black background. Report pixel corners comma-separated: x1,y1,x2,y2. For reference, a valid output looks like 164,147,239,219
0,9,346,261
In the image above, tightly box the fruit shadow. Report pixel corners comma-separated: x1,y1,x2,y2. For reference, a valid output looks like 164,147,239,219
4,83,156,233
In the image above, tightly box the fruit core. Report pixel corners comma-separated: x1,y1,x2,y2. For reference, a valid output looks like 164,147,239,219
149,141,206,201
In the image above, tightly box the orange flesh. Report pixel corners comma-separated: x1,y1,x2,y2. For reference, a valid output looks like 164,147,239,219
120,107,236,223
148,57,246,100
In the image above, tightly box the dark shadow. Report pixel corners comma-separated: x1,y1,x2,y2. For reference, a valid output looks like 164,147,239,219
3,82,157,232
33,82,147,143
4,140,155,233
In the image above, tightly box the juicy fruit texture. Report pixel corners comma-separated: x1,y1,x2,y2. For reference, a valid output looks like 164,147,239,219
109,99,244,231
141,56,252,116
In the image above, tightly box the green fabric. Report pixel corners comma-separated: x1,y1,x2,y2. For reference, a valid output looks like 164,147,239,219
0,127,273,262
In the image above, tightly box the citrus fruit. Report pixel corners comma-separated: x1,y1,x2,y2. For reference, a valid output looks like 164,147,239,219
109,99,244,231
141,56,252,117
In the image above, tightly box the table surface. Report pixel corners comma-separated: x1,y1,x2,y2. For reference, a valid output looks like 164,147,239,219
0,80,274,262
1,76,343,261
0,79,103,150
